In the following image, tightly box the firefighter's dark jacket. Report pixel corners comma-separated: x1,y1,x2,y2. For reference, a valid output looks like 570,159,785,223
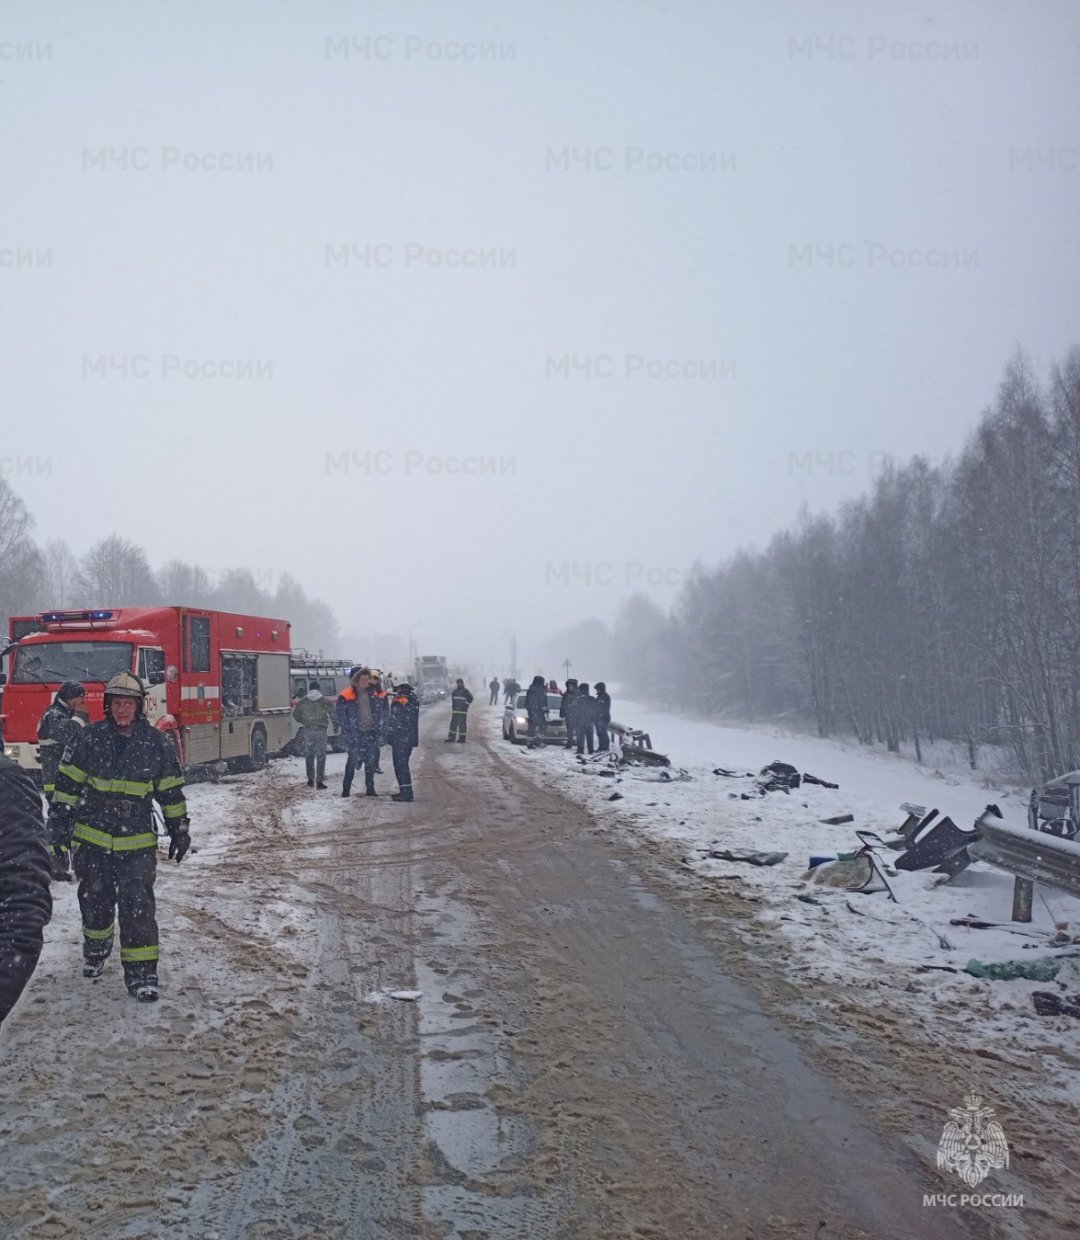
52,718,188,852
0,755,52,1025
387,690,420,749
37,700,83,795
451,687,473,712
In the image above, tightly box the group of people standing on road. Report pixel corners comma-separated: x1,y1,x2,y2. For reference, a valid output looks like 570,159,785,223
293,670,480,801
292,667,421,803
511,676,612,754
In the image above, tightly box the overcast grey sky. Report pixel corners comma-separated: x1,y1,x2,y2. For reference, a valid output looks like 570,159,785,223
3,0,1078,672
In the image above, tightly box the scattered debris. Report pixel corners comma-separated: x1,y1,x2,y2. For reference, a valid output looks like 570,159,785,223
632,769,691,783
887,808,978,879
607,791,623,801
805,854,887,894
948,916,1046,939
1032,991,1080,1018
720,760,843,798
964,955,1080,982
701,847,788,867
820,813,855,826
795,893,824,905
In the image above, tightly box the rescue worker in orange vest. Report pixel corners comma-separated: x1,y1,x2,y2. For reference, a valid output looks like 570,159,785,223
51,671,190,1003
336,667,385,796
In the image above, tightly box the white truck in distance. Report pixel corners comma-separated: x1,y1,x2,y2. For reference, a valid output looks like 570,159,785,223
415,655,449,703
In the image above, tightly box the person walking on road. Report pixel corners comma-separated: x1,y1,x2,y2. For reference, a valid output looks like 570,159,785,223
37,680,87,880
50,671,190,1004
0,754,52,1029
446,679,474,743
560,679,578,750
594,682,612,752
293,679,334,788
489,677,500,706
524,675,548,749
388,682,420,802
337,667,385,797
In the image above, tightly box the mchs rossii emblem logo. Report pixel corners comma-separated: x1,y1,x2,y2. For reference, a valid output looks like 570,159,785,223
937,1093,1010,1187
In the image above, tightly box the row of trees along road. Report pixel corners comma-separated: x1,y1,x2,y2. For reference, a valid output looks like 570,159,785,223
612,347,1080,782
0,494,340,655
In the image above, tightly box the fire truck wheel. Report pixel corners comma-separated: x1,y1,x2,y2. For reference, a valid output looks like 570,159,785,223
236,726,268,773
250,727,268,770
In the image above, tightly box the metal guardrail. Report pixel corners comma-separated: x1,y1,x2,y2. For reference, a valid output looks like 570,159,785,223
970,809,1080,901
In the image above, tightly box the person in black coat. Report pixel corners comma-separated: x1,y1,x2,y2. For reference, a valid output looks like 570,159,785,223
594,682,612,752
37,681,87,801
0,755,53,1029
387,683,420,802
524,675,548,749
37,680,87,881
447,680,474,742
560,679,578,749
572,683,597,755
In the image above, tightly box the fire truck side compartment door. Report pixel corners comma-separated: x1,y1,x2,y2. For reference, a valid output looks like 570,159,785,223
257,653,290,711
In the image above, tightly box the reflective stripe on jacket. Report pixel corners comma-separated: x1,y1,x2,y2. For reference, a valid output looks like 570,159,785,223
52,718,187,853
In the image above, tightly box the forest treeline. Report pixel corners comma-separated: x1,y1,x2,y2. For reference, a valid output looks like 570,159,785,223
612,346,1080,781
0,485,339,654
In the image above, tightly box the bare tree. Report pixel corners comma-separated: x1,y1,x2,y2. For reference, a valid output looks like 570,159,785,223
73,536,160,606
43,539,79,608
0,476,46,630
157,559,214,604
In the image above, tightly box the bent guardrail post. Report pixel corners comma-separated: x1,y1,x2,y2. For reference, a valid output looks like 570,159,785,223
971,807,1080,922
1012,876,1034,923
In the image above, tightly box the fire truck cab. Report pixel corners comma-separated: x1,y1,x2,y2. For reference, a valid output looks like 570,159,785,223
2,607,292,774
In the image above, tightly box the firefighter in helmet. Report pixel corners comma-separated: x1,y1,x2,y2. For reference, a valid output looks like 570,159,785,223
51,671,190,1003
37,680,87,881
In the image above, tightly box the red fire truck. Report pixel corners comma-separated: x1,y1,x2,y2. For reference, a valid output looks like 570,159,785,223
1,607,292,774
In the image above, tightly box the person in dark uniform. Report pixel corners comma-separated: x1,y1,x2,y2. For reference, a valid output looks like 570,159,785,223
560,679,578,750
51,671,190,1003
388,682,420,802
37,680,87,880
446,679,474,742
489,677,500,706
572,683,597,755
0,754,52,1029
524,675,548,749
594,682,612,752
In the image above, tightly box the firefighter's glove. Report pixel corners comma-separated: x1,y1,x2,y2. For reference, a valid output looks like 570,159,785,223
46,810,74,853
167,817,192,864
48,846,73,883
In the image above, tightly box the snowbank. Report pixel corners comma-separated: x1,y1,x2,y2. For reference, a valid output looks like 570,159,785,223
487,700,1080,1118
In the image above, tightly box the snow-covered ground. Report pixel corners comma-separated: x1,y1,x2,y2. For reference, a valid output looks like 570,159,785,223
486,699,1080,1123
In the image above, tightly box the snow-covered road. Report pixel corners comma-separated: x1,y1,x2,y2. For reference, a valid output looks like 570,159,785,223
1,701,1070,1237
